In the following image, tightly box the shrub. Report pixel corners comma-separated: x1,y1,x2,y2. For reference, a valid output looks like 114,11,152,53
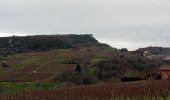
83,66,98,84
1,61,9,67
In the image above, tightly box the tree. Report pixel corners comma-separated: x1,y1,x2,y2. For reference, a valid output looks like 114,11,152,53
120,48,128,52
75,64,81,73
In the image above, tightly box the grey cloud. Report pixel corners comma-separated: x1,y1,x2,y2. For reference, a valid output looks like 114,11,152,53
0,0,170,50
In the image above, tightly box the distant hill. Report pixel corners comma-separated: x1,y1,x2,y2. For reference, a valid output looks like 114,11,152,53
135,47,170,55
0,34,109,57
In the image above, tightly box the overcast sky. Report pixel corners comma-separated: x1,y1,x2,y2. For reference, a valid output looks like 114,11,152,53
0,0,170,50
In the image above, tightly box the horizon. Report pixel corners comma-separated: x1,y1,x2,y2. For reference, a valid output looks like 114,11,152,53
0,33,169,51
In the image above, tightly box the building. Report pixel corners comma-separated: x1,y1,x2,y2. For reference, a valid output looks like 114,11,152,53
159,65,170,80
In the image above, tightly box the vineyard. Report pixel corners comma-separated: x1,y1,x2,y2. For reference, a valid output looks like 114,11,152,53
0,81,170,100
0,46,114,82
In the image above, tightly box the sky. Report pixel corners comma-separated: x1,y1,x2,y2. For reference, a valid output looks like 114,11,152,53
0,0,170,50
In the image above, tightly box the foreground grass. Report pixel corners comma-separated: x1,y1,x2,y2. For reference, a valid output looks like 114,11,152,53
0,82,63,93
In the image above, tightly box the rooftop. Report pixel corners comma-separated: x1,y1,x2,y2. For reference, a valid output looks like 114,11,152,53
159,65,170,71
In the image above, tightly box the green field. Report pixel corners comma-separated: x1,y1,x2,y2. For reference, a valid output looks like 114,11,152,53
0,82,63,93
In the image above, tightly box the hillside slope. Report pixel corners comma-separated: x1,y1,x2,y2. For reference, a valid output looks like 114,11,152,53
0,35,165,84
0,46,117,82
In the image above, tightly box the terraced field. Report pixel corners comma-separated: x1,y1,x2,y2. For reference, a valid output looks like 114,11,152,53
0,46,117,82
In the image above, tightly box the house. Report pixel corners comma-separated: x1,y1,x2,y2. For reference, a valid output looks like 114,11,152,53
159,65,170,80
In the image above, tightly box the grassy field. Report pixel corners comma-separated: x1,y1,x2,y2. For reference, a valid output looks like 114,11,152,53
0,82,63,93
91,55,106,64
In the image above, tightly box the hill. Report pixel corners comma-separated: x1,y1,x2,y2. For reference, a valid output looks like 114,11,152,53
0,35,165,85
135,47,170,62
136,47,170,55
0,34,109,58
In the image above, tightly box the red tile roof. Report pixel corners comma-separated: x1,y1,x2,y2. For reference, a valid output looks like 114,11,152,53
159,65,170,71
